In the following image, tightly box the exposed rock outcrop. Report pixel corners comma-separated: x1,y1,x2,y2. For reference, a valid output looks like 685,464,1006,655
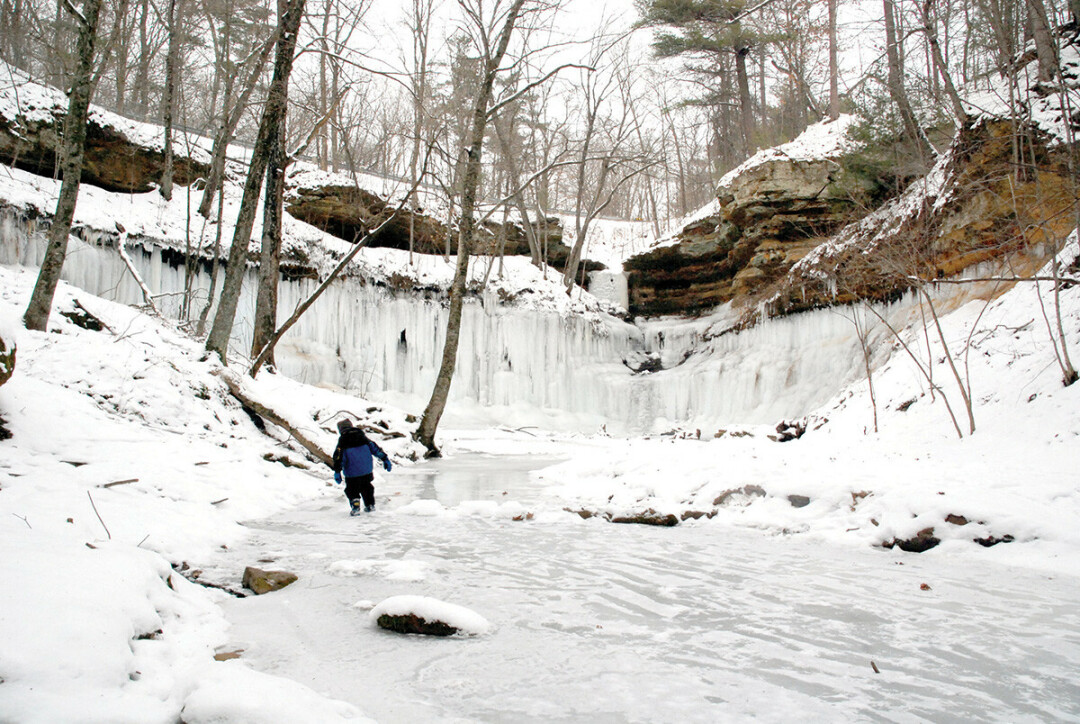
625,116,877,317
769,117,1079,318
285,168,604,275
0,69,209,193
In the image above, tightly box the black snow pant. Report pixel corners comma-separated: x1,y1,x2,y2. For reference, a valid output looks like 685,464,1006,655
344,473,375,508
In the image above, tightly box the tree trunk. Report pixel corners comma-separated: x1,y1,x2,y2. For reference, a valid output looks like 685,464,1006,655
113,0,131,113
734,44,754,156
921,0,968,123
414,0,528,455
251,121,286,363
205,0,306,363
1026,0,1059,84
214,368,333,465
135,0,150,119
493,117,541,264
883,0,934,160
829,0,839,120
24,0,103,332
198,32,275,219
160,0,183,200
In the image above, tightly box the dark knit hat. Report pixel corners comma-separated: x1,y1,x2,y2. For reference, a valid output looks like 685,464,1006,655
337,418,352,433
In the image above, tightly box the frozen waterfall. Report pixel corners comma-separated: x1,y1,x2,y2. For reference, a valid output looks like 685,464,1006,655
1,213,878,433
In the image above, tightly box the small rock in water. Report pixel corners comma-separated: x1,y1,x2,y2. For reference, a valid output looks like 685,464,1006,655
371,595,490,637
242,566,298,595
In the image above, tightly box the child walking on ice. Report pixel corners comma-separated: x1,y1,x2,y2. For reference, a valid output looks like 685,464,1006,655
332,418,392,515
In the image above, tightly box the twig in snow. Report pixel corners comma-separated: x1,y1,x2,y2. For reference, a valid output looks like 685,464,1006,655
871,661,880,674
102,478,139,488
87,491,111,540
211,498,228,506
12,513,31,529
137,535,150,547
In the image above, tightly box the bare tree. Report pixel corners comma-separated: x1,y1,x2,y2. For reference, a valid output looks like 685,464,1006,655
23,0,104,332
563,40,654,292
206,0,307,363
883,0,934,161
414,0,532,455
159,0,185,200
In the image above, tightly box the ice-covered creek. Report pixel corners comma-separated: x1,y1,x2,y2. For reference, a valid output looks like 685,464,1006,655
208,443,1080,723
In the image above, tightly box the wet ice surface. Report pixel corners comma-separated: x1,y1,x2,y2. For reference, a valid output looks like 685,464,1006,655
215,453,1080,723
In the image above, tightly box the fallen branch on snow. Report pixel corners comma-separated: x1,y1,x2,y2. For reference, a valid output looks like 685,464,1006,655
212,368,332,466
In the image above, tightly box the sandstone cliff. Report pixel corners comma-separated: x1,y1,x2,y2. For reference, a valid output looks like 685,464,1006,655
624,116,882,317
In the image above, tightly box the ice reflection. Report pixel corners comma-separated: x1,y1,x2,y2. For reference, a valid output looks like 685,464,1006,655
391,453,565,507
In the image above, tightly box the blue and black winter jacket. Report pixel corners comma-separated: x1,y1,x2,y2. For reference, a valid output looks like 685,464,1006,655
332,427,389,478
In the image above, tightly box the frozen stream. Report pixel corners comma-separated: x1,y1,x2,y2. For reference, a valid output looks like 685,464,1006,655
210,450,1080,723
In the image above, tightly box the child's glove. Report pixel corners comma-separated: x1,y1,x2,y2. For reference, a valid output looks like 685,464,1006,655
383,459,392,472
334,471,342,484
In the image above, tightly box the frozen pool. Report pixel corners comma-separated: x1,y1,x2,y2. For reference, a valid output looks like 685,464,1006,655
211,451,1080,723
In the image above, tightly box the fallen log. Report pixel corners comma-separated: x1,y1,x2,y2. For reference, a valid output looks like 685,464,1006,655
212,368,333,466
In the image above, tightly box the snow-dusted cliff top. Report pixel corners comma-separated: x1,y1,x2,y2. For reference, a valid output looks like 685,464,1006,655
716,114,859,193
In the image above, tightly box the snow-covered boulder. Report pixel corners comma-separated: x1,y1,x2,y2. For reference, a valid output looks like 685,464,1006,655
371,595,491,637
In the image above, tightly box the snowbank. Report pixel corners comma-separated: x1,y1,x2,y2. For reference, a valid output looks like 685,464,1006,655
180,662,370,724
0,265,421,720
540,236,1080,571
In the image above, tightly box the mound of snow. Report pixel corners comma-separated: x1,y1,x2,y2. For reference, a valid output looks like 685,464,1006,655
181,660,369,724
370,595,492,636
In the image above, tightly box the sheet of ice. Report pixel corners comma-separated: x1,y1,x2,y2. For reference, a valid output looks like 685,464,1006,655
211,447,1080,723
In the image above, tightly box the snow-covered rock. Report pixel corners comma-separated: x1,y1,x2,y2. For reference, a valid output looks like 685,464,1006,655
0,61,210,193
371,595,491,636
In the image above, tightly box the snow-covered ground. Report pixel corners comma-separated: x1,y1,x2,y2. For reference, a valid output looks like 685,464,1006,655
3,44,1080,721
2,228,1079,720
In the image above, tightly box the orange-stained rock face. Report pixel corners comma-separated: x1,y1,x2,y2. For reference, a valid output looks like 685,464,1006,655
626,152,871,318
627,116,1076,322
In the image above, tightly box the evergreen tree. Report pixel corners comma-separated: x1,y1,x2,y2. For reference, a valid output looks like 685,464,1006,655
636,0,760,157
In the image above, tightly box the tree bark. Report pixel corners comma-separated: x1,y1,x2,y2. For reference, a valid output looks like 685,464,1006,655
1026,0,1059,84
206,0,306,363
24,0,103,332
251,121,286,363
414,0,528,455
160,0,184,201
